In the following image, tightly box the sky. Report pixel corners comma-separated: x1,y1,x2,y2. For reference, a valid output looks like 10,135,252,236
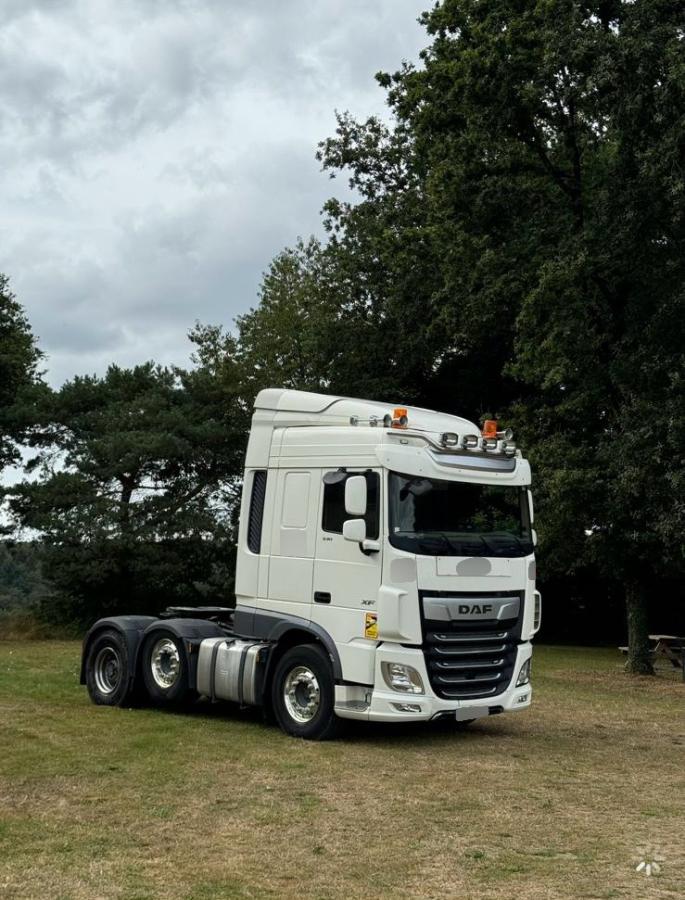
0,0,428,387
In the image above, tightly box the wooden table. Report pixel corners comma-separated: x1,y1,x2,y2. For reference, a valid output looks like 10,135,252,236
649,634,685,669
619,634,685,676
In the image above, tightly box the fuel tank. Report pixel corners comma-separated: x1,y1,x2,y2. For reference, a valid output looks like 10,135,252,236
196,637,270,705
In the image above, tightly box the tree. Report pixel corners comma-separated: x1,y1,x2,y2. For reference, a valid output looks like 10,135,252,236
0,274,43,471
267,0,684,671
0,541,53,615
236,239,340,396
402,0,685,673
6,358,248,627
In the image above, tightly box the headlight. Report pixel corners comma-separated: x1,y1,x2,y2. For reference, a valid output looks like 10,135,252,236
381,662,424,694
516,658,531,687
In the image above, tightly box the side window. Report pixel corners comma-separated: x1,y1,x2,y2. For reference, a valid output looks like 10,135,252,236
322,471,379,539
247,470,267,553
321,478,346,534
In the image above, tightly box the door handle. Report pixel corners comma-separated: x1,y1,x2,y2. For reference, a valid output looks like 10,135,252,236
314,591,331,604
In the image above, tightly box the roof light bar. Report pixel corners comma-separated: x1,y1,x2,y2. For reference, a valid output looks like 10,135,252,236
350,410,519,457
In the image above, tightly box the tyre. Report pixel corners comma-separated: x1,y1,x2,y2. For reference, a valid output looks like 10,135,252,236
141,630,196,706
271,644,341,740
85,628,133,707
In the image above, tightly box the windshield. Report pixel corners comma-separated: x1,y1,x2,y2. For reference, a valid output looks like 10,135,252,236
388,472,533,558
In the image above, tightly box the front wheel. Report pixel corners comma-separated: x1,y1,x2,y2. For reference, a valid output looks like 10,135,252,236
141,630,196,706
271,644,342,740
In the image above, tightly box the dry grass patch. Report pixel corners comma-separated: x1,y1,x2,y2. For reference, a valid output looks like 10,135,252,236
0,642,683,899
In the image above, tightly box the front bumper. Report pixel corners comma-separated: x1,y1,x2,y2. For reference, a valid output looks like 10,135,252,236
334,641,533,722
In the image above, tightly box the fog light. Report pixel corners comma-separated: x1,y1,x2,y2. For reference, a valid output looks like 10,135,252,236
516,658,531,687
381,662,424,694
392,703,422,713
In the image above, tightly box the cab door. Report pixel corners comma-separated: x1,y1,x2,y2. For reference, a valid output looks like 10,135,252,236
265,468,319,621
312,469,383,646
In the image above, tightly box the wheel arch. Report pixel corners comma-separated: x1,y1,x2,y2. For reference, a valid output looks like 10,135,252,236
80,616,157,685
139,618,227,692
261,621,341,680
256,622,340,721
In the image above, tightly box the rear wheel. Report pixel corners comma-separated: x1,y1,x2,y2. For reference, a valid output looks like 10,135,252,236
142,630,196,706
271,644,341,740
85,628,133,707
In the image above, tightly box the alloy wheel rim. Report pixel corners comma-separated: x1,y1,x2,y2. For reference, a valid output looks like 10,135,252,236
283,665,321,723
150,637,181,689
94,646,121,695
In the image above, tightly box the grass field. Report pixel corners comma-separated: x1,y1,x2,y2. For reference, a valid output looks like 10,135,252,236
0,642,683,900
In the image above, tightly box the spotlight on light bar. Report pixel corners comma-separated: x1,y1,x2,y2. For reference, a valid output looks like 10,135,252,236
461,434,479,450
502,440,517,457
440,432,459,447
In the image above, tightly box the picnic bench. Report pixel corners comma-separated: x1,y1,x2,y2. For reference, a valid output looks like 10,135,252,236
619,634,685,677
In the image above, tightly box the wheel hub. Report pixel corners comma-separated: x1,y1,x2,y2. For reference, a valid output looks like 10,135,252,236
150,638,181,689
283,665,321,723
93,646,121,695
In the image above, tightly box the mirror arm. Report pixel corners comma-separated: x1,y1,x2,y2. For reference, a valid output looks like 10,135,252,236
360,539,380,556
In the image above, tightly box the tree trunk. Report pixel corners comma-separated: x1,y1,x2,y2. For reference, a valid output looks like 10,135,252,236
625,579,654,675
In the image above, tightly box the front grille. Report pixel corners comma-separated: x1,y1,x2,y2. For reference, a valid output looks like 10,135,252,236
421,591,522,700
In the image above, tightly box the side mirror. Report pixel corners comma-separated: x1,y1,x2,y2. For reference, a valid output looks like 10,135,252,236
343,519,367,543
531,528,538,547
345,475,367,517
527,490,534,524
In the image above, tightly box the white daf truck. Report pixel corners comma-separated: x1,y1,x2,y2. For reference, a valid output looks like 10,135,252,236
81,389,540,739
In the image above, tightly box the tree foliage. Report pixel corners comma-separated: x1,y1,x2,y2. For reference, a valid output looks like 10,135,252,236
238,0,685,671
6,360,248,627
0,541,53,614
236,239,339,395
0,274,43,470
3,2,683,663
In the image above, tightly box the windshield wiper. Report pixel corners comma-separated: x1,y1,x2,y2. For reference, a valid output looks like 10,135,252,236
413,534,455,555
417,533,489,556
478,533,534,557
445,534,489,557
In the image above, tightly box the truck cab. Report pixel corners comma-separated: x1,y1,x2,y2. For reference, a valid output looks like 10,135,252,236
81,389,540,739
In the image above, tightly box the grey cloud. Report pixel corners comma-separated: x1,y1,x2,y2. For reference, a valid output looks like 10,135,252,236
1,0,428,387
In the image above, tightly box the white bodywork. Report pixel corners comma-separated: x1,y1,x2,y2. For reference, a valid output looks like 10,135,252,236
234,389,539,723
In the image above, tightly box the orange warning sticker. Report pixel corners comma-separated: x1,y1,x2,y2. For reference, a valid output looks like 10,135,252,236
364,612,378,640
